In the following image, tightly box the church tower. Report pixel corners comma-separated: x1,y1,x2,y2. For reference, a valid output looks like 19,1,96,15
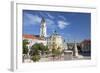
40,17,47,38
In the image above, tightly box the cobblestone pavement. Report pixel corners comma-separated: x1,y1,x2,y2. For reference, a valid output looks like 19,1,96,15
39,56,91,62
23,56,91,63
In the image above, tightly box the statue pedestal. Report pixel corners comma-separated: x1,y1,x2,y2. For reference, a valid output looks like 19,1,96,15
64,50,73,60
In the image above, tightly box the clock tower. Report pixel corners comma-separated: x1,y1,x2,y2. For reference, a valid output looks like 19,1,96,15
40,17,47,38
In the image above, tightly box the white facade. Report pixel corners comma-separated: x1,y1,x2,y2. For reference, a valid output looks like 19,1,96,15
23,38,47,46
47,32,64,51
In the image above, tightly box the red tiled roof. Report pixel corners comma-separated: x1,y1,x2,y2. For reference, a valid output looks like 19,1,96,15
81,40,91,44
23,34,43,40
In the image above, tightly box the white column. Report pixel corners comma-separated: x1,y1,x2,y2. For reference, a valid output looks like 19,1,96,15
74,43,79,57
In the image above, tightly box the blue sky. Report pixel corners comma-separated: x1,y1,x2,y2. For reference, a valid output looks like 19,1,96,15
23,10,91,42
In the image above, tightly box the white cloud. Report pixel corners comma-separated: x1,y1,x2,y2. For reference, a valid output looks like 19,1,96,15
46,18,54,25
32,15,41,24
46,18,56,29
58,20,70,29
25,13,41,25
58,15,66,20
46,13,54,19
25,13,56,29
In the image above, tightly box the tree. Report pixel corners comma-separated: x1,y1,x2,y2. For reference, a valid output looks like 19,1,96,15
23,39,29,54
44,45,50,55
29,43,50,62
29,43,40,56
52,48,60,60
29,43,41,62
39,43,45,55
40,44,49,55
51,46,63,60
31,55,40,62
52,48,56,61
57,47,62,59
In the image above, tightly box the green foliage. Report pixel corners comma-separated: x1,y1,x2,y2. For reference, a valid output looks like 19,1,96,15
29,43,49,62
52,47,62,60
44,45,50,54
56,47,61,55
31,55,40,62
23,39,29,54
30,43,40,56
30,43,49,55
52,49,57,57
